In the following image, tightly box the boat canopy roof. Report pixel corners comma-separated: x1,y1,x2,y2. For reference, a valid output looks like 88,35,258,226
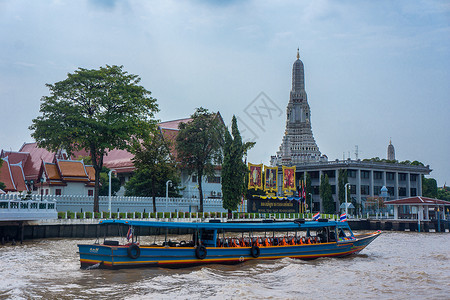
99,219,349,231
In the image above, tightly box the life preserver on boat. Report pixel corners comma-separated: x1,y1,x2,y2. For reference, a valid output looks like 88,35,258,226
250,245,260,258
195,245,207,259
127,243,140,259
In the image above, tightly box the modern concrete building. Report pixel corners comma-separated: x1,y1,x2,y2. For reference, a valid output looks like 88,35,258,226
296,159,431,212
271,50,432,212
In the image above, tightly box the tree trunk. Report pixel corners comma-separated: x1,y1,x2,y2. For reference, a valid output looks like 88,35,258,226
198,174,204,213
93,167,101,213
91,146,104,213
152,182,156,213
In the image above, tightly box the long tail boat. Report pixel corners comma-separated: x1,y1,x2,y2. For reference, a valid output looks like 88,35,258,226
78,219,381,269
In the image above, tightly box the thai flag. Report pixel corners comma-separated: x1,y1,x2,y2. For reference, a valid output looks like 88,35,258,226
312,212,320,221
127,226,133,242
340,213,347,222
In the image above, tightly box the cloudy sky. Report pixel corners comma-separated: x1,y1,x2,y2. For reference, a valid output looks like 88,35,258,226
1,0,449,185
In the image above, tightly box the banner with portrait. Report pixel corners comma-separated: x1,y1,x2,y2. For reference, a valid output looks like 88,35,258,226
264,166,278,192
248,163,263,190
282,166,296,192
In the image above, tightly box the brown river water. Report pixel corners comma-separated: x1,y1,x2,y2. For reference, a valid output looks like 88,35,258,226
0,231,449,300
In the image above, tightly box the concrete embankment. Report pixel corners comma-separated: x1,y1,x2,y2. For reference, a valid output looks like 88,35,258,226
1,218,448,244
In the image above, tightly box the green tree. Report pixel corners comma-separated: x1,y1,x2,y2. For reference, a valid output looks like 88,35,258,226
422,176,438,198
176,107,224,212
126,132,181,212
222,116,254,213
30,65,158,212
99,167,121,196
437,186,450,201
338,169,348,207
320,174,334,214
305,171,312,202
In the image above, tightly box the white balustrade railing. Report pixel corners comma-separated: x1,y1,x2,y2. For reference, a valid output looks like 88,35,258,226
0,198,58,221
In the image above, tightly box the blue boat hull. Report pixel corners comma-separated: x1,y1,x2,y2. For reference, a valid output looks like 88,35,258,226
78,231,381,269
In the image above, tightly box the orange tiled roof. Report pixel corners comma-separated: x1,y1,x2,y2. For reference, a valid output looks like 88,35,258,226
0,157,28,192
85,166,95,181
43,163,61,180
0,159,15,191
57,160,89,181
10,163,27,191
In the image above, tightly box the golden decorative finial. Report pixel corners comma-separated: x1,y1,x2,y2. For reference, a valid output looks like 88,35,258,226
297,48,300,59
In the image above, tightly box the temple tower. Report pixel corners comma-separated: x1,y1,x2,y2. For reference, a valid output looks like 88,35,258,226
387,139,395,161
271,49,326,166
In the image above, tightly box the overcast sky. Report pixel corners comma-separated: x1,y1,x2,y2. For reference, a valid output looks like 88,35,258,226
1,0,449,186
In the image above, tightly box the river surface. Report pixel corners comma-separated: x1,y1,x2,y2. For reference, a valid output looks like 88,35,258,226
0,231,449,300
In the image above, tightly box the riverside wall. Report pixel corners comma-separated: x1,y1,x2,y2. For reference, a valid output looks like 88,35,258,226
1,218,449,244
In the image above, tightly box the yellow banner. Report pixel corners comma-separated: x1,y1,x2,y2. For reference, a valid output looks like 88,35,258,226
282,166,296,192
248,163,263,190
264,166,277,192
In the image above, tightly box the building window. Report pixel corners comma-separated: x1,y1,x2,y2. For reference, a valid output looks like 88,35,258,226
374,186,383,195
350,185,356,194
387,186,395,196
88,190,93,196
207,176,221,184
348,170,357,178
399,173,407,181
398,187,406,196
361,171,370,179
410,174,417,182
310,171,320,179
45,189,49,195
410,188,417,196
361,185,370,195
192,175,197,183
55,189,62,195
324,170,335,178
374,171,383,180
386,172,395,181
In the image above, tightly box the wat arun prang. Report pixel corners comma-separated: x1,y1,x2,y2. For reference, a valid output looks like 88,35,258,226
271,49,328,167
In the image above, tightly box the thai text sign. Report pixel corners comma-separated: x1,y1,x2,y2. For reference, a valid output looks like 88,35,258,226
247,196,299,213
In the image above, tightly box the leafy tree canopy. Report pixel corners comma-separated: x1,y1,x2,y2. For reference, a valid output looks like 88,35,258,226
126,131,181,212
422,176,438,198
30,65,159,212
363,157,425,166
222,116,254,212
175,107,225,212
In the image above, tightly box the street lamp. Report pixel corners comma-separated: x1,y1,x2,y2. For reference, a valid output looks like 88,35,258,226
344,183,350,217
166,180,172,212
108,169,116,212
309,193,312,213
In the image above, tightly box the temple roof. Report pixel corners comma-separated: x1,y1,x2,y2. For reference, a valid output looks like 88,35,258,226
385,196,450,206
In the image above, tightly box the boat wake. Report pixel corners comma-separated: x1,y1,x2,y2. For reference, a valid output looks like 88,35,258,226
85,262,102,270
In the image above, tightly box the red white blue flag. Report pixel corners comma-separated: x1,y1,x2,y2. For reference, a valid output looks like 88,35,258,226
127,226,133,242
312,212,320,221
340,213,347,222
